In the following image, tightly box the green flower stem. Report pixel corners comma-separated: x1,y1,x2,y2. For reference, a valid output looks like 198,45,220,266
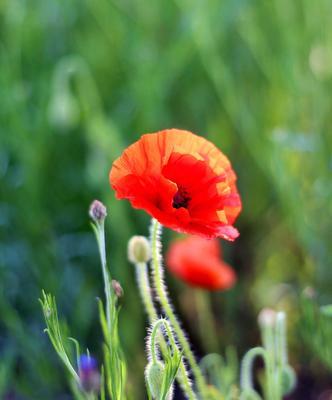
241,311,294,400
240,346,266,395
150,219,207,398
261,321,280,400
263,331,277,399
135,261,197,400
135,262,158,320
276,312,287,366
93,220,112,332
150,319,177,363
275,312,287,399
194,289,219,353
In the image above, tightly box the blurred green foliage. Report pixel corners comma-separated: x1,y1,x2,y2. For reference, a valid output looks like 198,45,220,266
0,0,331,398
301,290,332,374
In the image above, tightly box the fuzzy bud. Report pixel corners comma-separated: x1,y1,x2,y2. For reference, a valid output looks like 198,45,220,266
89,200,107,222
128,236,151,264
258,308,277,328
145,360,166,399
112,280,124,298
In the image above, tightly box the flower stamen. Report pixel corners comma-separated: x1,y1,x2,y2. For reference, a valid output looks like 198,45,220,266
172,187,191,209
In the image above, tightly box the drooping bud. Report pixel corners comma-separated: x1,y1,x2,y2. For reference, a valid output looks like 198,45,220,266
89,200,107,222
258,308,277,328
48,59,80,131
112,279,124,298
48,85,80,131
78,354,100,393
128,236,151,264
145,360,166,399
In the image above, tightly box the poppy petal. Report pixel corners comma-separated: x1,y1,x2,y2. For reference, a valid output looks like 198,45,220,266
166,236,236,290
110,129,242,240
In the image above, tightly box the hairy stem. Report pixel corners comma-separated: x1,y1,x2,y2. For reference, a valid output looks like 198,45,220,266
135,261,197,399
149,319,177,363
150,219,207,398
135,262,158,320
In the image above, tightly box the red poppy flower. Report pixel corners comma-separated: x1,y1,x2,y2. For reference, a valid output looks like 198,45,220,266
166,236,236,291
109,129,241,240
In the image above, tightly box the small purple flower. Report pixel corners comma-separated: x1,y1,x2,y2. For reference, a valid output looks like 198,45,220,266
79,355,100,393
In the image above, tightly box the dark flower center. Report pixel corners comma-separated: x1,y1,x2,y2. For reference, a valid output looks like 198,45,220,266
172,187,191,209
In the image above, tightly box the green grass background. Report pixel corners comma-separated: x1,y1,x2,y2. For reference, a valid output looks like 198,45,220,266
0,0,331,398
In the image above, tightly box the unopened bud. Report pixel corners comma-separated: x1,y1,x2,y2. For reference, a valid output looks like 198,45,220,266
78,355,100,393
89,200,107,222
258,308,277,328
112,280,124,298
48,87,80,131
145,360,171,399
128,236,151,263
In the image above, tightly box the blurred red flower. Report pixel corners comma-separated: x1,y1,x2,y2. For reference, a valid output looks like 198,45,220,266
166,236,236,291
110,129,241,240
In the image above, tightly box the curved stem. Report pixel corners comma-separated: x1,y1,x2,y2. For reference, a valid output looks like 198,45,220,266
150,320,161,364
240,346,267,391
150,319,177,364
150,219,207,398
135,261,197,399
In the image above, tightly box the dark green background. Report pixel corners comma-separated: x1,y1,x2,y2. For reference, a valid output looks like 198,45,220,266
0,0,331,398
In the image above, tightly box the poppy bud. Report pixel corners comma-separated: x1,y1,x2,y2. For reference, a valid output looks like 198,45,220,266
48,86,80,131
78,355,100,393
127,236,151,264
145,360,174,399
89,200,107,222
258,308,277,328
112,279,124,298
